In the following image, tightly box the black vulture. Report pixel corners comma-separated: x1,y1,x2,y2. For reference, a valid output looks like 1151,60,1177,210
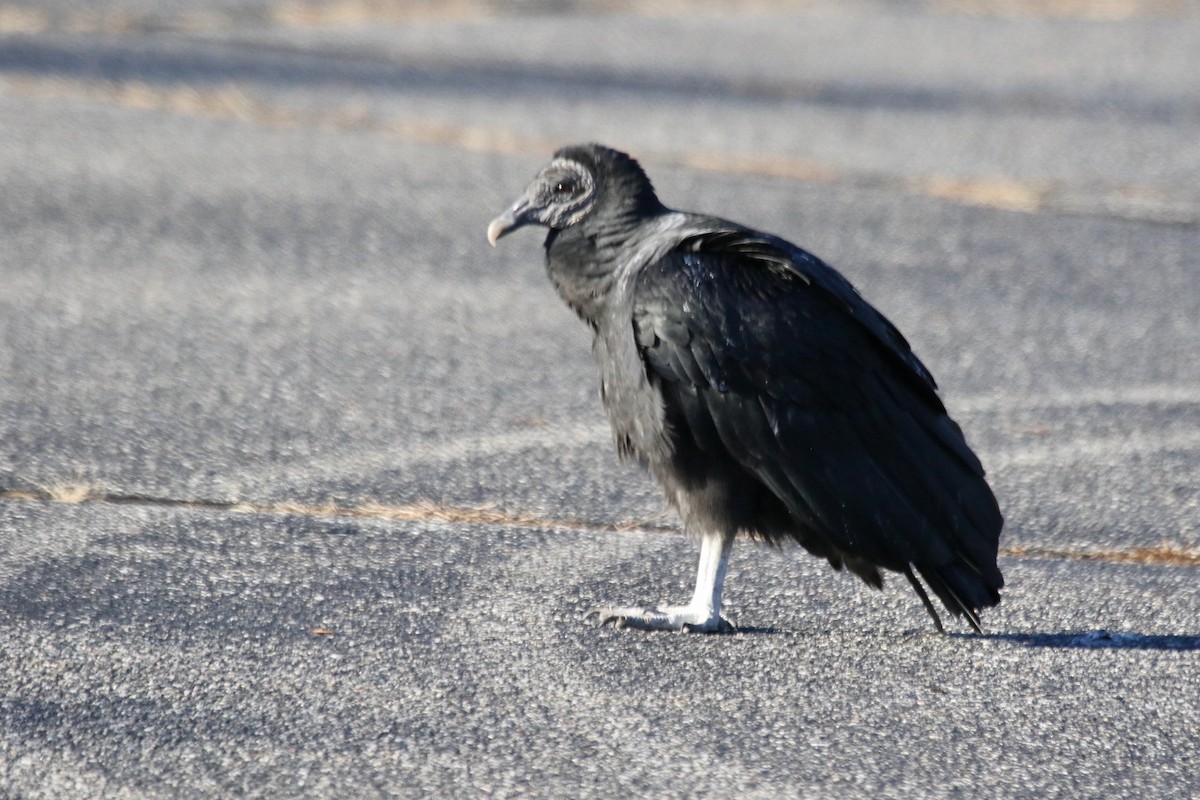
488,143,1003,633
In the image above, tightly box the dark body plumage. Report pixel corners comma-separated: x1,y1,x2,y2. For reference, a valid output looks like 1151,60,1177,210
489,144,1003,632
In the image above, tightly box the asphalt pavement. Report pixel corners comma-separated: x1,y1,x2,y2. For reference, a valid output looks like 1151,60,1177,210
1,2,1198,798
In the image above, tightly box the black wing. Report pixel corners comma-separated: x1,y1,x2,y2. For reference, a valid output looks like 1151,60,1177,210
632,226,1003,624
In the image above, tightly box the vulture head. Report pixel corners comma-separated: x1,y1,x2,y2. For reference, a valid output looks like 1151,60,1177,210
487,144,663,246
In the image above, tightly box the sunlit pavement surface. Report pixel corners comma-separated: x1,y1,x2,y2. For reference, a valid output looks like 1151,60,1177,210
1,2,1198,797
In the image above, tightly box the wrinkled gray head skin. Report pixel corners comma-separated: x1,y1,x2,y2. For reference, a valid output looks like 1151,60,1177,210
487,144,665,246
487,156,598,246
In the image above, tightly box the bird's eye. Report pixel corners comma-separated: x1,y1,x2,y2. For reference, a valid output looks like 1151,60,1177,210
554,180,576,195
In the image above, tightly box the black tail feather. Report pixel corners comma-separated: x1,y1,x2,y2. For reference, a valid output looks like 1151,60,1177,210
903,566,945,634
909,562,995,633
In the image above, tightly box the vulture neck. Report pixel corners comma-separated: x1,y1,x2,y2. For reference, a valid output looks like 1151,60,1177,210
545,192,668,325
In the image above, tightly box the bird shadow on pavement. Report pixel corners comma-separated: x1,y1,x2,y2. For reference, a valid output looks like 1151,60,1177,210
964,630,1200,651
726,625,786,636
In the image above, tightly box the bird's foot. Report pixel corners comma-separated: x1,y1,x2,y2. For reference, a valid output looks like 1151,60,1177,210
584,604,734,633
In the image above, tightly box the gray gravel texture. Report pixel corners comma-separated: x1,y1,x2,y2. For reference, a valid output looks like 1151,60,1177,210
1,2,1198,798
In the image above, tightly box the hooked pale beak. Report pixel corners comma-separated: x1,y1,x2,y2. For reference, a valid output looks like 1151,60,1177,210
487,199,534,247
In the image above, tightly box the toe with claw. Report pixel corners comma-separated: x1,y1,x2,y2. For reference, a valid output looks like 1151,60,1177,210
584,604,734,633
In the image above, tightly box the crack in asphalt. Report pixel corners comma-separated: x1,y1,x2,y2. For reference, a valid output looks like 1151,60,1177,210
0,0,1183,35
3,487,1197,568
1,74,1197,226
